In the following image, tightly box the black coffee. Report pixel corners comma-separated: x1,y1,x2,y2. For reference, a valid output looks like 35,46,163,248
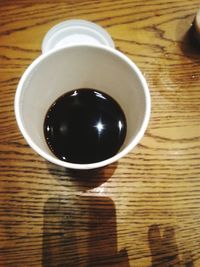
44,88,127,164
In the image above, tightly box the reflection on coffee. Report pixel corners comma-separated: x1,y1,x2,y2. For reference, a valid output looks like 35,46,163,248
44,88,127,164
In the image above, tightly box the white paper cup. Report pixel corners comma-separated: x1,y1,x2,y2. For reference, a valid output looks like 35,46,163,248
15,44,150,169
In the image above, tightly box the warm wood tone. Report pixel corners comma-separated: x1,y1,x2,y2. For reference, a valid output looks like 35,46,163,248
1,0,200,266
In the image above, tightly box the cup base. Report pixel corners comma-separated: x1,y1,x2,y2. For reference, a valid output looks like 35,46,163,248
42,19,115,53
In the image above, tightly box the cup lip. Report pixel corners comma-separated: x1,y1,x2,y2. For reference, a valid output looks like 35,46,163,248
15,44,151,170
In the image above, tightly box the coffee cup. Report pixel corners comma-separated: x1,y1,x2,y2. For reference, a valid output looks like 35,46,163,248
15,20,150,170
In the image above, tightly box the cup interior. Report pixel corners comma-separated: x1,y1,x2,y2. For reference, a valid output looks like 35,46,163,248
15,45,150,169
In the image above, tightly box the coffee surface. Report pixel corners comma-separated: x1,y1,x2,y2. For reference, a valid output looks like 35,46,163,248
44,88,127,164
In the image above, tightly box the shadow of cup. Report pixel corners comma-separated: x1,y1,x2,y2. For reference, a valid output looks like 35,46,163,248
46,160,118,191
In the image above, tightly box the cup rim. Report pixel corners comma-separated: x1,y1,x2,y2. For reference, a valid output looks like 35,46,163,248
15,44,151,170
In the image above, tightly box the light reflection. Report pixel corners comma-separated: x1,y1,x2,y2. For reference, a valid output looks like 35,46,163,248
47,125,50,132
71,90,78,96
93,185,105,194
94,120,105,134
94,91,106,100
59,124,68,134
118,120,123,131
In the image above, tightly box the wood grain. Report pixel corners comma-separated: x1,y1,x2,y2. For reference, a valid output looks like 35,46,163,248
1,0,200,266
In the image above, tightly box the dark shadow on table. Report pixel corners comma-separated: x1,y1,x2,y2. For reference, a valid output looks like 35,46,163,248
148,224,194,267
43,195,130,267
43,162,130,266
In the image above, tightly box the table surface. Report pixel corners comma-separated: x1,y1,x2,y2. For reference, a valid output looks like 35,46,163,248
1,0,200,266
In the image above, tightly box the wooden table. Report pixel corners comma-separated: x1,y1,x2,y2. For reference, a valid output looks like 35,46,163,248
1,0,200,266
